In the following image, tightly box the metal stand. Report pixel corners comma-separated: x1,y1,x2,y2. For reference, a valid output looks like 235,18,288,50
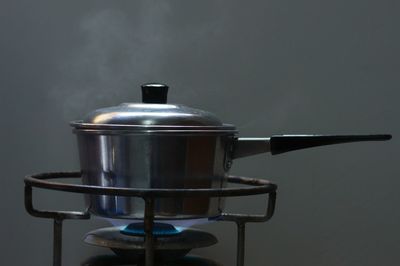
53,219,63,266
144,198,155,266
24,172,277,266
24,172,90,266
236,222,246,266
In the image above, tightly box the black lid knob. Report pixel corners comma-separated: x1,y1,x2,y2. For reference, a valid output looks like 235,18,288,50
141,83,169,104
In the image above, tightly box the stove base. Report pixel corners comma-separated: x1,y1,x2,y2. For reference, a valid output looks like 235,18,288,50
81,255,222,266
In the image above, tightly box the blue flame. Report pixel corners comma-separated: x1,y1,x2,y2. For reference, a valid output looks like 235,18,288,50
102,216,218,228
120,222,183,236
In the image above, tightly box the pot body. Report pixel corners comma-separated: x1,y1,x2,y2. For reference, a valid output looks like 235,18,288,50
76,131,234,220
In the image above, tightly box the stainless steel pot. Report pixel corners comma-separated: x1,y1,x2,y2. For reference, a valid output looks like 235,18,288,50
71,83,391,220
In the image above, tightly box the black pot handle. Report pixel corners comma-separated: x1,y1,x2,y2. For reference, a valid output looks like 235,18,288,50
269,134,392,155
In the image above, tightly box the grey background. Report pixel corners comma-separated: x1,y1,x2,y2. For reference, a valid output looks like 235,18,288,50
1,0,398,265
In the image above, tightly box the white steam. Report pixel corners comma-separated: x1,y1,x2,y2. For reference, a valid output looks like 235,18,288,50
49,3,173,118
48,2,229,120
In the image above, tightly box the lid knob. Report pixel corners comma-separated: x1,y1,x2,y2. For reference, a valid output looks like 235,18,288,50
141,83,169,104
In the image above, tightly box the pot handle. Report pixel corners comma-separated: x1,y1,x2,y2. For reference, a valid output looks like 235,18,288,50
232,134,392,158
269,134,392,155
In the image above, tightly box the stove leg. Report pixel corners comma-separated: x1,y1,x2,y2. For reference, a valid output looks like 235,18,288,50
144,198,155,266
53,218,63,266
236,222,246,266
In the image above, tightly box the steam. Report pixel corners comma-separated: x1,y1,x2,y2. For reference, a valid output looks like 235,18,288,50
48,3,182,119
54,9,162,117
48,1,302,132
48,2,231,121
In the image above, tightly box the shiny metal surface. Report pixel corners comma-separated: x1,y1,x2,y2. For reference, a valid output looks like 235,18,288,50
76,132,233,219
71,84,236,132
81,103,224,126
72,84,391,220
73,84,238,219
70,122,237,133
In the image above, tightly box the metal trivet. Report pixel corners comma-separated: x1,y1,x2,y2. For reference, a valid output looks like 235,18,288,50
24,172,277,266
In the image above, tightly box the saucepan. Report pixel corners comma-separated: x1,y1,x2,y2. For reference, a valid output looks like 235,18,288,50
71,83,391,220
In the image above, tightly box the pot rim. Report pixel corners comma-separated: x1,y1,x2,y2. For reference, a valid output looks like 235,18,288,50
70,120,237,134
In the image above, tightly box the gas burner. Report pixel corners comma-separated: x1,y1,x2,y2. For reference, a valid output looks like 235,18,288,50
82,255,222,266
84,227,217,262
120,222,182,237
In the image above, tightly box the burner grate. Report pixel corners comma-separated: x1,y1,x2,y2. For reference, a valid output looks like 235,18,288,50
24,172,277,266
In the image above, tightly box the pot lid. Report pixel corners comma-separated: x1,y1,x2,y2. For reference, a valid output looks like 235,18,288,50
71,83,236,133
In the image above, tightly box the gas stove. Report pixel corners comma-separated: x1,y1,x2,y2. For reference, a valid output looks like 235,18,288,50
25,172,277,266
25,84,390,265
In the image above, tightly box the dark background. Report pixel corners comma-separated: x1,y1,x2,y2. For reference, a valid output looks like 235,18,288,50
1,1,398,265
